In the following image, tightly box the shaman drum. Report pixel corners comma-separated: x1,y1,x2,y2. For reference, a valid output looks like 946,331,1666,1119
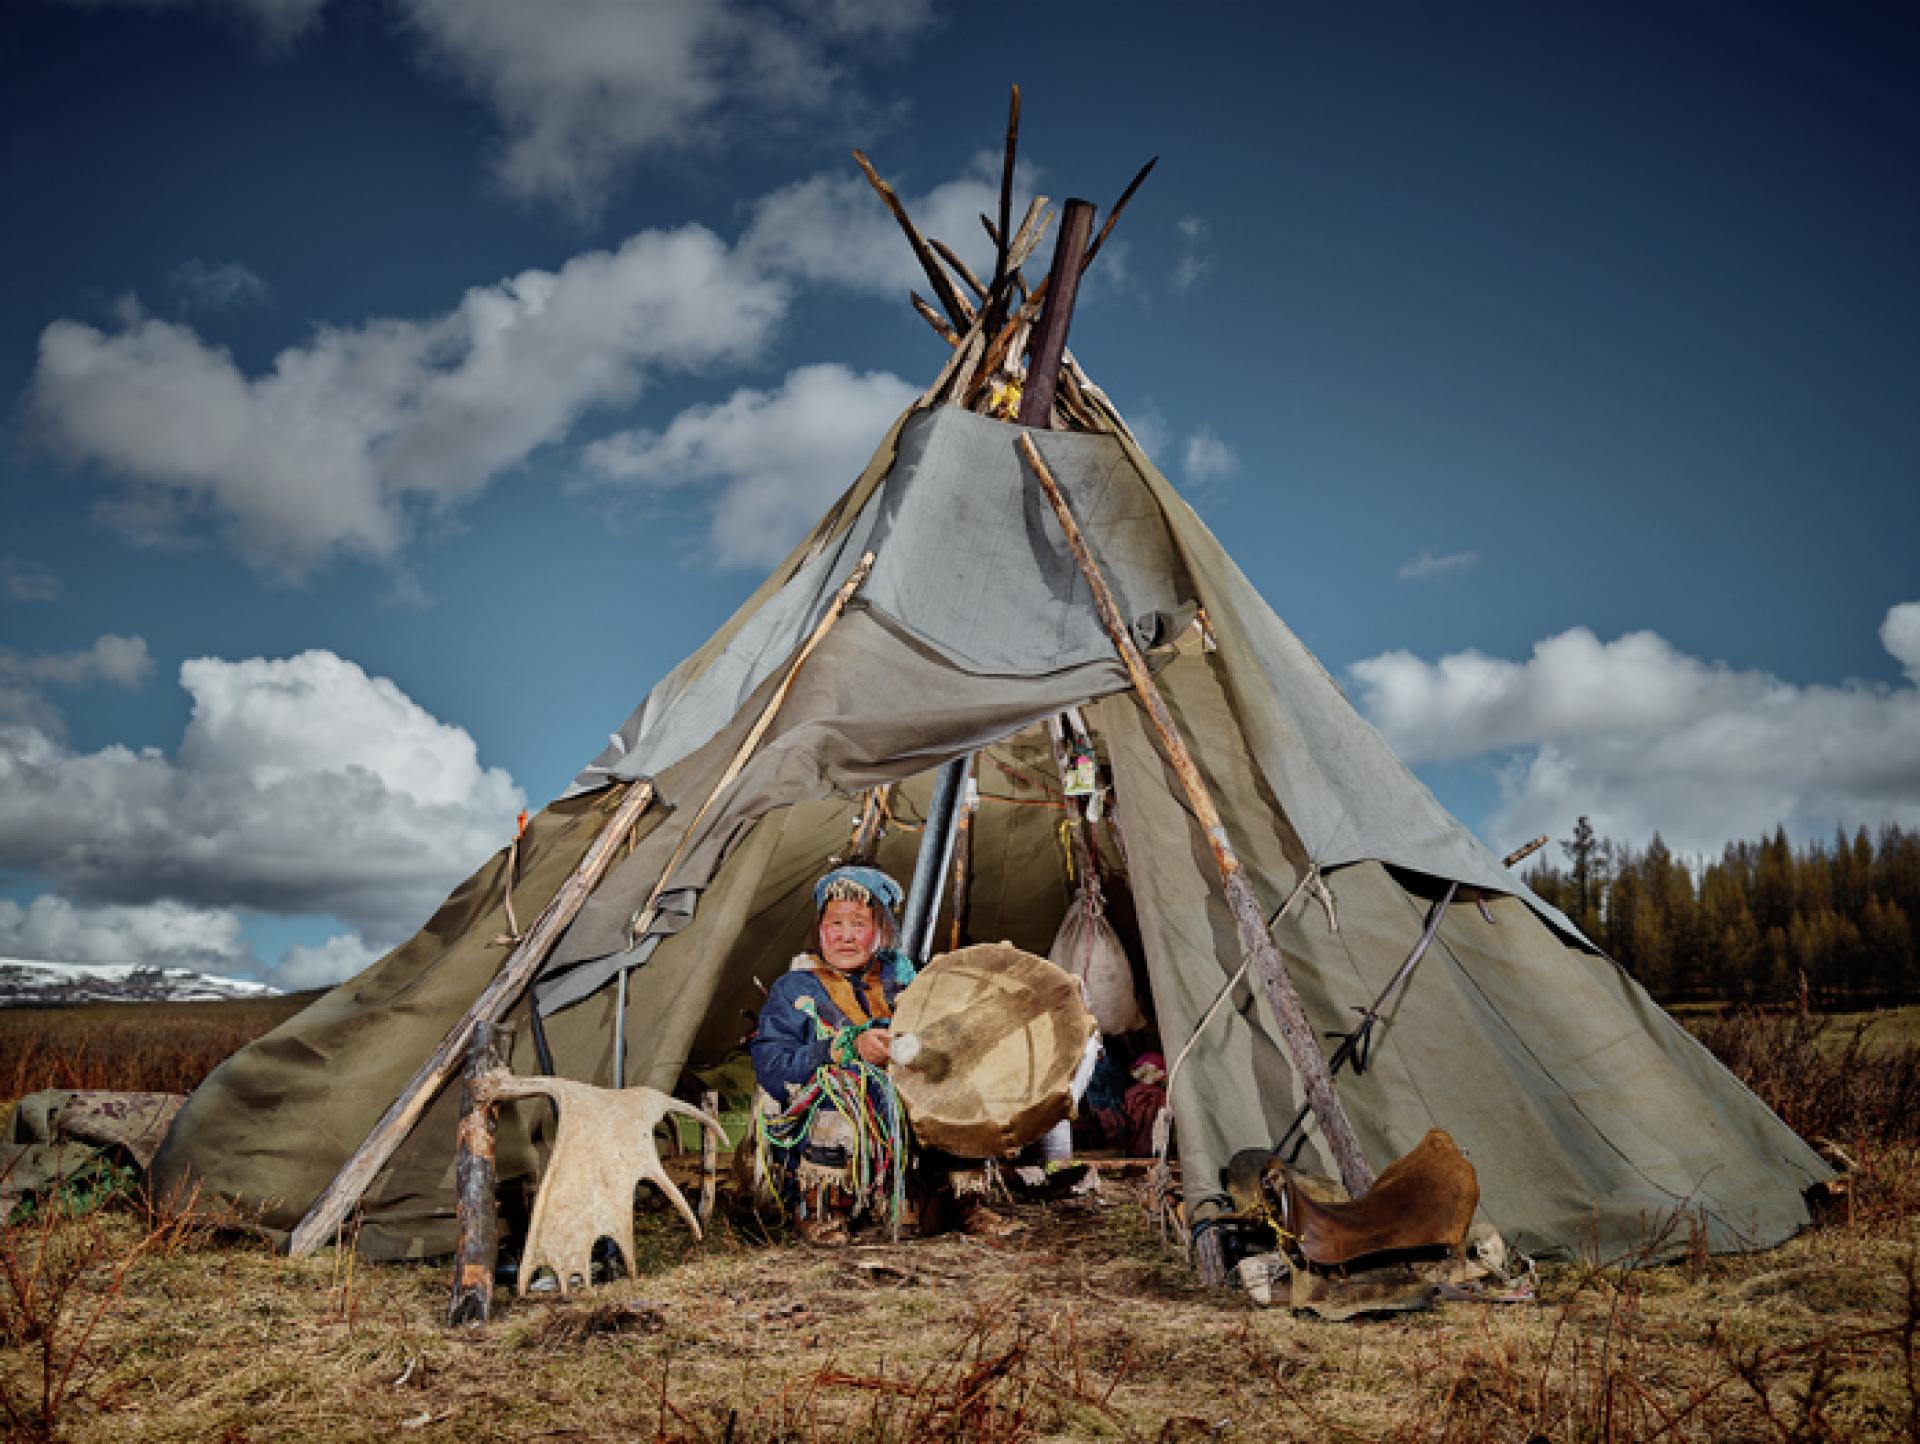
887,941,1098,1158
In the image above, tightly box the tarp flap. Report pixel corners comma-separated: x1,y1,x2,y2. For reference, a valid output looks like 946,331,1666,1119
535,608,1130,1013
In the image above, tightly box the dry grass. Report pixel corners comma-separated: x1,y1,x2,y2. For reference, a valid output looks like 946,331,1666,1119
0,1000,1913,1441
0,997,310,1107
0,1171,1912,1442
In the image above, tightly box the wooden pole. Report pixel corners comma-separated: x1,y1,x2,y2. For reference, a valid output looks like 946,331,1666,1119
846,784,892,862
289,776,656,1257
623,551,878,949
993,85,1020,296
1017,199,1096,429
1045,715,1097,893
1015,433,1377,1199
947,773,976,953
447,1023,508,1326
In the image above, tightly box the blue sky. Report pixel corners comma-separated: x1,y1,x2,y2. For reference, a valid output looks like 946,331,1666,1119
2,0,1916,985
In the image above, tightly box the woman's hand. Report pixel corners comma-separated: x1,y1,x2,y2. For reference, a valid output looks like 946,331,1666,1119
855,1027,893,1066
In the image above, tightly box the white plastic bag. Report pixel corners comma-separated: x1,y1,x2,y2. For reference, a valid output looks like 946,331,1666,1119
1048,882,1145,1034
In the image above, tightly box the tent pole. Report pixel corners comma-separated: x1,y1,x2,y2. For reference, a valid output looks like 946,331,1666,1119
899,753,973,964
1017,432,1378,1200
287,775,657,1258
612,968,629,1089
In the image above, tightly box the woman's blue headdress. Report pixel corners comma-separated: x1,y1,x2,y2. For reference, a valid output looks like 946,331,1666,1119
813,865,903,913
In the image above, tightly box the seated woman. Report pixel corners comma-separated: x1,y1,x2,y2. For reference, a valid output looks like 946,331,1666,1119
748,865,917,1242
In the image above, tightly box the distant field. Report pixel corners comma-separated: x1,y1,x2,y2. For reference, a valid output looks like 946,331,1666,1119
1670,1001,1920,1055
0,993,315,1105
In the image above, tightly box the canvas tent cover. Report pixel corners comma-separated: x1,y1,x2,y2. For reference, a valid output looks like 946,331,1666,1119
153,405,1830,1263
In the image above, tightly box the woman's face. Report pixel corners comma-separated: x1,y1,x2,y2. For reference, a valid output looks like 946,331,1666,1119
818,897,879,974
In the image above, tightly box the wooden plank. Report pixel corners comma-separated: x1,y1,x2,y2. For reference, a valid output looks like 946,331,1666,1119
1016,433,1377,1200
289,776,658,1257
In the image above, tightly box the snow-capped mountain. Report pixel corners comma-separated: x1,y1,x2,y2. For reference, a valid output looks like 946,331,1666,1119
0,958,282,1007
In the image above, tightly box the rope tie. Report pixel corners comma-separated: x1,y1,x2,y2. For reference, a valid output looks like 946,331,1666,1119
1149,864,1324,1218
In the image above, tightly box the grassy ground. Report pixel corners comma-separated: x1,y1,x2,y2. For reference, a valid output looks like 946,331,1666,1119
2,1163,1914,1442
1,998,1915,1441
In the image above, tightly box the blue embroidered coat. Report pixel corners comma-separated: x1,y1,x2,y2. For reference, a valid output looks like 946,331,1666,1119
749,950,915,1102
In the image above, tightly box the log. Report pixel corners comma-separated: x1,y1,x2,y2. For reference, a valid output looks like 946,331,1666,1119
1016,433,1376,1199
447,1023,509,1326
288,776,658,1257
1017,200,1097,429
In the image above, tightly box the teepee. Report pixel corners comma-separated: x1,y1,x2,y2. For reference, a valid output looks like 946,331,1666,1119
152,98,1828,1269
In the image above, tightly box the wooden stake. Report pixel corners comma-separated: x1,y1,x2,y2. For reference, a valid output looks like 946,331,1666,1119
910,292,959,347
289,775,657,1258
1081,156,1158,277
993,85,1020,296
931,238,988,305
853,150,973,330
447,1023,508,1326
1016,433,1377,1199
947,775,976,953
847,784,892,861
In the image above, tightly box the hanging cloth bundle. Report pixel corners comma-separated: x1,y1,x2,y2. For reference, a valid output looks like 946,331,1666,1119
1048,877,1146,1034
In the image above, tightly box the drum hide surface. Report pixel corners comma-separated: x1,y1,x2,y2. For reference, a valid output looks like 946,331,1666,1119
888,942,1099,1158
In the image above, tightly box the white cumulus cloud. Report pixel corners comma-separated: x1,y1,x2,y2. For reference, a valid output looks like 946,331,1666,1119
741,151,1032,300
26,229,787,578
0,895,255,976
583,362,920,568
0,635,153,733
400,0,937,220
1347,604,1920,856
1881,601,1920,684
0,649,524,939
273,931,382,990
